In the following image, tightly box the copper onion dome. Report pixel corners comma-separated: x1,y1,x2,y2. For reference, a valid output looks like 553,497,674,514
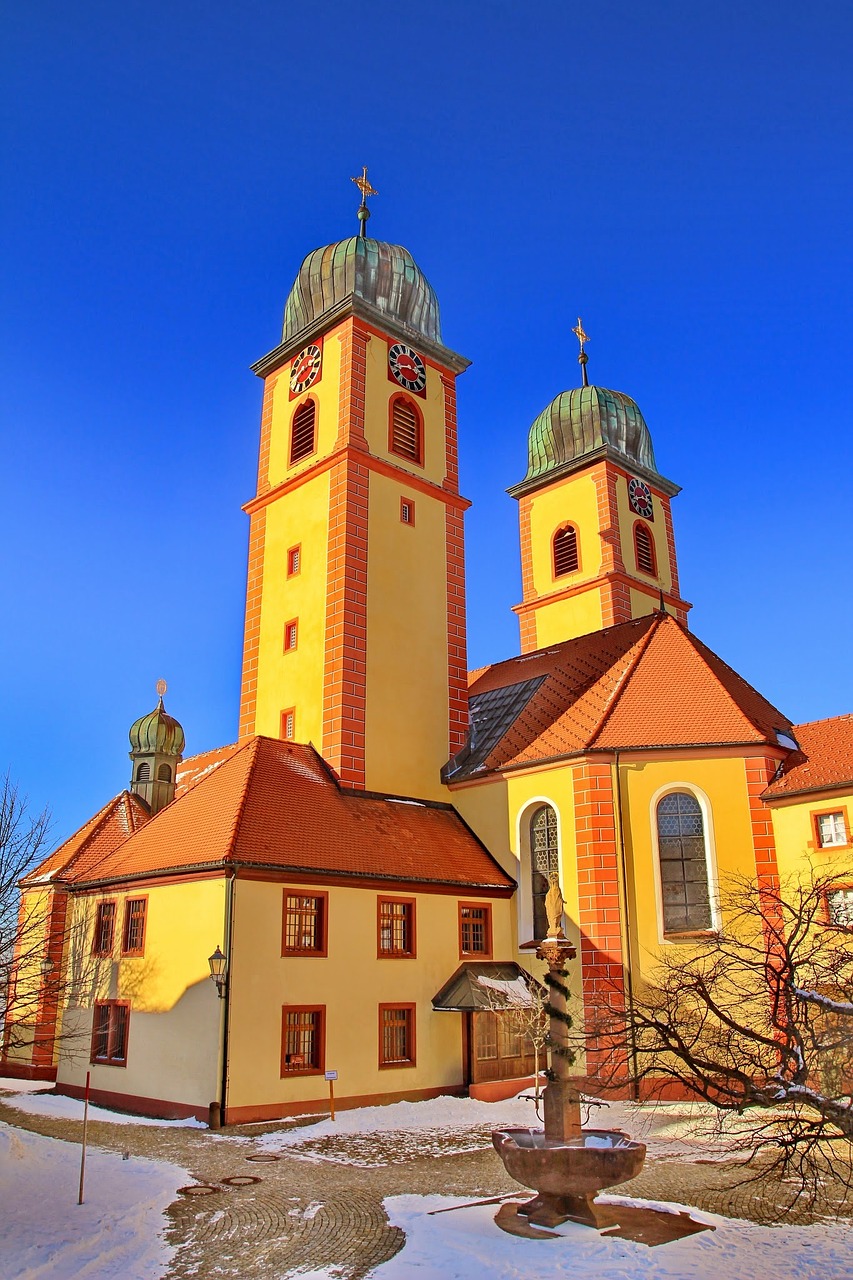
522,385,657,484
281,237,442,346
129,698,186,756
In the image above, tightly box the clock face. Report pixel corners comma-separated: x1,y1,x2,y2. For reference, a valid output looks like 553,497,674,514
289,344,322,396
628,477,654,520
388,342,427,394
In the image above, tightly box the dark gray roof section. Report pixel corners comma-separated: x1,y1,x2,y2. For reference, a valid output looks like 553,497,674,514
432,961,542,1012
443,675,545,781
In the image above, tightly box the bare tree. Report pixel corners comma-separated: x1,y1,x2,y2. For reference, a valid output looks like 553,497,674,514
590,866,853,1211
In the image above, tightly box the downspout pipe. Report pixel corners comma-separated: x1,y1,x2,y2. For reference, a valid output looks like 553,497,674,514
612,751,641,1101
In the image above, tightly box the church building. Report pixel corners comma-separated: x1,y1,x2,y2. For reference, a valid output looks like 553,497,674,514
4,184,852,1121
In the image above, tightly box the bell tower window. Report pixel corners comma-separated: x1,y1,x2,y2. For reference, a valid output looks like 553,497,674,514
530,805,559,941
634,521,656,576
289,400,317,465
136,762,150,783
553,525,579,577
389,396,423,465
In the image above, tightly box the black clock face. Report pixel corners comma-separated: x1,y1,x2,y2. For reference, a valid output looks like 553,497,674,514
289,344,322,395
388,342,427,393
628,477,654,520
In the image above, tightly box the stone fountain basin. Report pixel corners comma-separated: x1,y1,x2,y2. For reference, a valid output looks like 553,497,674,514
492,1127,646,1198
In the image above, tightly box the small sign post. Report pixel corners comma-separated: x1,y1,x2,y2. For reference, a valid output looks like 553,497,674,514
78,1070,91,1205
324,1069,338,1121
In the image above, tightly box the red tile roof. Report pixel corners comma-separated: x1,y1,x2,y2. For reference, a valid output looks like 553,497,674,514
457,613,792,777
22,792,150,886
763,714,853,799
176,742,241,796
64,738,515,892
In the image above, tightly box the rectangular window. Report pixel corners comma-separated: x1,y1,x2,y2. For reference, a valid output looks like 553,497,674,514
282,890,328,956
287,544,301,577
379,1004,416,1068
377,898,416,957
122,898,147,956
400,497,415,525
284,619,298,651
817,811,848,848
281,708,295,740
281,1006,324,1075
826,888,853,928
93,901,116,956
91,1001,129,1065
459,902,492,957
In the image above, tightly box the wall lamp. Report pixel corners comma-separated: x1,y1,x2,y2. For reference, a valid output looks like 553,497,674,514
208,946,227,998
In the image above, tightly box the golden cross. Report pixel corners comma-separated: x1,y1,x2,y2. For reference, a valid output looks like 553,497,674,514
351,166,378,203
572,317,589,353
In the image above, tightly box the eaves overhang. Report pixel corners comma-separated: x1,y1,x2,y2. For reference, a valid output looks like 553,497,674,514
507,444,680,501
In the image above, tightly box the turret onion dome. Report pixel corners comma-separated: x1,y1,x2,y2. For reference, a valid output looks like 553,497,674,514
523,385,657,484
129,698,186,757
281,237,441,346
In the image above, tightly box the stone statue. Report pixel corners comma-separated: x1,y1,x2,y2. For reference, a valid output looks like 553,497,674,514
545,872,565,937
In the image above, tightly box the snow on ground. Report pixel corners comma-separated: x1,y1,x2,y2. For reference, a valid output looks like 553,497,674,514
357,1194,853,1280
0,1121,187,1280
3,1089,206,1127
0,1075,56,1093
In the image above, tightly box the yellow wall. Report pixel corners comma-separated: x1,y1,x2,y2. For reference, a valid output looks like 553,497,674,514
56,879,226,1110
266,326,344,487
227,878,514,1111
769,790,853,881
615,480,672,595
362,334,448,485
364,470,450,798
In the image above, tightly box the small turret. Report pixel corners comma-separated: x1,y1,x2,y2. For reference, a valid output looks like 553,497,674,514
129,680,185,814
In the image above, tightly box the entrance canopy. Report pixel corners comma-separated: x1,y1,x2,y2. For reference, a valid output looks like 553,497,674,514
432,961,541,1012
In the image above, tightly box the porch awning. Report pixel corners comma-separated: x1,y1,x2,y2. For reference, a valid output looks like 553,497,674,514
431,961,542,1012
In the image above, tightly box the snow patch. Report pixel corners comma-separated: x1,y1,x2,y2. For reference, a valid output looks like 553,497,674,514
4,1090,206,1127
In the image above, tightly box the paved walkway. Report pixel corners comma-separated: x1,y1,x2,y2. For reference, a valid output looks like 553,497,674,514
3,1096,852,1279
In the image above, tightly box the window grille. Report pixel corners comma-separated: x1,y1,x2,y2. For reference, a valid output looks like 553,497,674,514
553,526,579,576
390,399,422,463
290,401,316,464
400,499,414,525
284,620,298,651
380,1005,414,1066
282,1008,322,1072
287,545,301,576
92,1002,128,1063
656,792,712,933
635,522,656,575
283,895,325,952
281,709,295,740
460,904,491,955
379,900,413,955
123,899,146,954
530,806,559,940
94,901,116,955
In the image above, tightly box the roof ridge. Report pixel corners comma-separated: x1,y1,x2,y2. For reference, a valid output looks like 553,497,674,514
586,614,663,748
69,791,152,882
26,791,139,883
792,712,853,731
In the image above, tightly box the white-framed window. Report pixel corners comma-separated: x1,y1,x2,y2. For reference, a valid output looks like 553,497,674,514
826,888,853,928
653,788,716,937
817,812,847,848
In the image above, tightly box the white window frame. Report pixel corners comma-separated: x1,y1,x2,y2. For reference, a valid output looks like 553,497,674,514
817,812,847,848
649,782,720,944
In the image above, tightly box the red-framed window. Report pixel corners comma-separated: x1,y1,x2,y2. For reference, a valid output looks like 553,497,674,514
282,890,328,956
400,497,416,526
281,1005,325,1075
93,901,116,956
280,708,296,741
379,1003,416,1068
459,902,493,957
287,544,301,577
92,1000,129,1065
122,898,147,956
284,618,298,652
289,399,317,465
553,525,579,577
377,898,416,958
388,395,424,465
634,521,656,576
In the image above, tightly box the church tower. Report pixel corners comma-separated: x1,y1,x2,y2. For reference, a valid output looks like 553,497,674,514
239,180,470,799
129,683,185,814
508,325,690,652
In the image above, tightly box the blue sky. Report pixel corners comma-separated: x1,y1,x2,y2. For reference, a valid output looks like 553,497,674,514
2,1,851,843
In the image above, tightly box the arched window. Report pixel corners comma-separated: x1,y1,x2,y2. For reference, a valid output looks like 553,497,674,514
389,396,423,464
634,522,656,576
289,400,317,465
530,805,559,940
157,764,172,783
553,525,579,577
656,792,712,934
136,762,150,782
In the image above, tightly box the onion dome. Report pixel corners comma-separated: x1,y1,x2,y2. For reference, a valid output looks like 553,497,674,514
523,385,657,484
282,237,441,346
129,697,185,757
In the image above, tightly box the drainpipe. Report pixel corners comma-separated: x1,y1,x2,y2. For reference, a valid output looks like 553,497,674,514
611,752,641,1101
219,871,236,1125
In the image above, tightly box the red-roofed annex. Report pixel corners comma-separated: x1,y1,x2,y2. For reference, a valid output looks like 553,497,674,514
3,212,849,1122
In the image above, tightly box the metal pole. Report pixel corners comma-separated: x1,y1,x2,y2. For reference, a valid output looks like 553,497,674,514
329,1078,335,1121
78,1070,90,1205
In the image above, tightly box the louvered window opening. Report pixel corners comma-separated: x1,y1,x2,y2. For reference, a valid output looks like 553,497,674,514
136,762,150,782
656,792,712,933
531,805,559,941
290,402,316,464
553,526,579,576
635,523,655,575
391,400,421,462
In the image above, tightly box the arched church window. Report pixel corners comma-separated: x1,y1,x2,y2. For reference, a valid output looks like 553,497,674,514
157,764,172,783
656,792,712,934
553,525,579,577
290,400,317,465
530,805,559,940
389,397,423,464
634,521,656,576
136,762,150,782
